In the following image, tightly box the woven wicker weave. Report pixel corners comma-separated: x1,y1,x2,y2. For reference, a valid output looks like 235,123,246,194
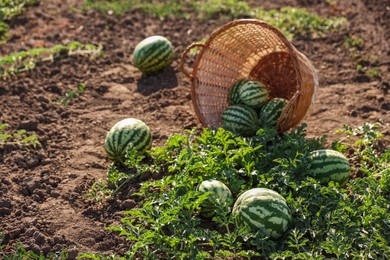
180,19,318,132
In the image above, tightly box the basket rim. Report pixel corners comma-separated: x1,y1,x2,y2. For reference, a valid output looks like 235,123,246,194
190,18,301,79
186,19,306,130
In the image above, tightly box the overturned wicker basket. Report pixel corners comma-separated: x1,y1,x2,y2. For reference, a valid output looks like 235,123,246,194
180,19,318,133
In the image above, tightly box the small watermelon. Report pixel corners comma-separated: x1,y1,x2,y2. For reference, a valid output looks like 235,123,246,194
221,105,259,136
232,188,291,239
132,35,173,74
259,98,288,128
238,79,269,108
104,118,152,164
197,180,233,218
307,149,351,185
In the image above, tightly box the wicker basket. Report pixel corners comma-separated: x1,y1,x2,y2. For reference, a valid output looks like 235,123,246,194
180,19,318,133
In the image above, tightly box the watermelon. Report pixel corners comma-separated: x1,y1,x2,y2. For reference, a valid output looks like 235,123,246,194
104,118,152,164
132,35,173,74
307,149,351,185
228,79,245,105
238,79,269,108
232,188,291,239
259,98,288,128
197,180,233,218
221,105,259,136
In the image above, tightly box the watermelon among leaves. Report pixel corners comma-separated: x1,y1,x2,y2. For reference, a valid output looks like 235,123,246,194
104,118,152,164
197,180,233,218
132,35,173,74
307,149,351,185
232,188,292,239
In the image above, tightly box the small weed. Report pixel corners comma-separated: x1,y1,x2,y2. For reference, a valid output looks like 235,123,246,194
0,41,102,78
84,178,113,205
56,83,87,107
0,0,40,43
344,35,364,50
366,68,381,78
343,34,382,79
355,63,381,79
0,123,41,148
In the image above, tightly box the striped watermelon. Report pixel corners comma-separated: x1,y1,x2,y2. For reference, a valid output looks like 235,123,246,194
221,105,259,136
259,98,288,128
132,35,173,74
104,118,152,164
232,188,292,239
197,180,233,218
228,79,245,105
238,79,269,108
308,149,351,185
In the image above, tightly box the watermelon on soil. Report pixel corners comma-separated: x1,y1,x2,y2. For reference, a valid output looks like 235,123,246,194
132,35,173,74
221,104,259,136
232,188,292,239
259,98,288,128
104,118,152,164
197,180,233,218
307,149,351,185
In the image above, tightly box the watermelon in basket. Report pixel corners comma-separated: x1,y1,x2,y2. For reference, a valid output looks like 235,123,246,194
180,19,318,133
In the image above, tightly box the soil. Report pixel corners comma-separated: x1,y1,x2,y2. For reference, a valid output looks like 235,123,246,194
0,0,389,258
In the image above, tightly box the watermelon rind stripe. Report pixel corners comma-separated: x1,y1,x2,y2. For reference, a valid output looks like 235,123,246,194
228,82,243,105
222,115,253,128
132,129,152,150
241,205,290,226
137,45,171,69
259,98,288,127
238,80,269,108
311,162,349,168
134,47,158,66
222,105,259,136
240,90,268,100
105,136,116,156
120,131,138,151
139,44,171,65
311,168,350,179
232,188,291,238
224,106,257,121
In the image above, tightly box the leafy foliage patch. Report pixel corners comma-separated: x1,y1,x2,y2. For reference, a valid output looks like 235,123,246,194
82,123,389,259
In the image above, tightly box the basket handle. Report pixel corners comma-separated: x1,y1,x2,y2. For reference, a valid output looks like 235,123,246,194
180,42,206,79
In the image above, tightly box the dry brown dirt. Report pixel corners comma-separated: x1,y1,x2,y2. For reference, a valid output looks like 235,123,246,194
0,0,389,258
